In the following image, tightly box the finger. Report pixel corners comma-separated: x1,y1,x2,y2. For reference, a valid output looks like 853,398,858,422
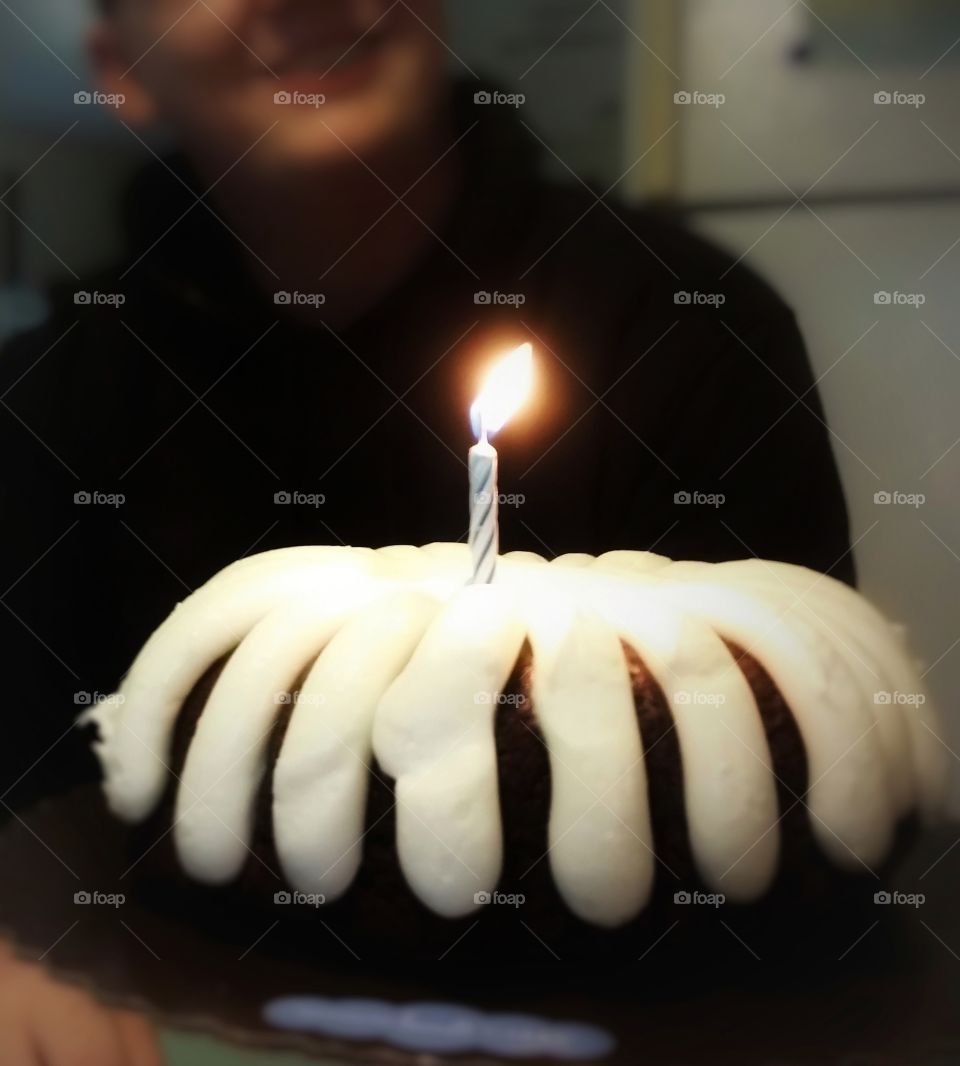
0,1017,38,1066
30,980,128,1066
115,1010,166,1066
0,963,41,1066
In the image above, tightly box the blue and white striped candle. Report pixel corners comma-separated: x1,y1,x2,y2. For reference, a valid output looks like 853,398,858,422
468,344,534,585
468,419,498,584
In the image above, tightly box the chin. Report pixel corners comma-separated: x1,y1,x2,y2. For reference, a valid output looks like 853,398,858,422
285,97,420,164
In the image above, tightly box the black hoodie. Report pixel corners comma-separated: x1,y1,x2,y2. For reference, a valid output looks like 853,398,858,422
0,85,853,814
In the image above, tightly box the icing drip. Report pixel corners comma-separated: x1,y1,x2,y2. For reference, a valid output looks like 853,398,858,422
82,543,946,925
555,569,780,898
652,578,896,870
176,594,359,883
525,600,655,926
272,590,440,900
80,547,381,822
707,559,945,819
373,583,526,918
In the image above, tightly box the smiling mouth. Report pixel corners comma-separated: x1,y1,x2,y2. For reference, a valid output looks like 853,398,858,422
273,29,391,84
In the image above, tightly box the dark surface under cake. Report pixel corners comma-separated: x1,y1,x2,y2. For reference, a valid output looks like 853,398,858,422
0,781,952,1065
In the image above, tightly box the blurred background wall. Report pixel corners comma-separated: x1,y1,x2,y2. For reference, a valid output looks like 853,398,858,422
1,0,958,809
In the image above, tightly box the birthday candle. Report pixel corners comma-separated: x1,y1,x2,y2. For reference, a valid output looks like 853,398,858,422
468,421,498,584
467,344,534,584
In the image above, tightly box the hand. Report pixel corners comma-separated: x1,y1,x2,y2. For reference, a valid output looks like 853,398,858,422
0,939,163,1066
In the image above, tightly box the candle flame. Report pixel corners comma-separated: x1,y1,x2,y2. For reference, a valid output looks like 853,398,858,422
470,343,534,440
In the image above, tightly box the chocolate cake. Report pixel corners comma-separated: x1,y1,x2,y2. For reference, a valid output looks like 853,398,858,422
80,543,945,961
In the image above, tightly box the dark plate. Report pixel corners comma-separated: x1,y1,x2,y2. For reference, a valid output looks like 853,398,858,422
1,785,959,1065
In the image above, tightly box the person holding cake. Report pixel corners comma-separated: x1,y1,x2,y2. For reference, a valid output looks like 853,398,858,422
0,0,872,1061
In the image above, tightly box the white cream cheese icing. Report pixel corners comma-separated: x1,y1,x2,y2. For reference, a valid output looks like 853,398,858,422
524,598,655,926
273,589,440,901
81,544,946,926
373,583,526,918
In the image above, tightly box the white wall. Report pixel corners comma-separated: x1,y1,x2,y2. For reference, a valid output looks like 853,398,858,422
677,0,960,199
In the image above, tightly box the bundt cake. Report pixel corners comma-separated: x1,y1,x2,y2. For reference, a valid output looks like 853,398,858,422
81,543,946,961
